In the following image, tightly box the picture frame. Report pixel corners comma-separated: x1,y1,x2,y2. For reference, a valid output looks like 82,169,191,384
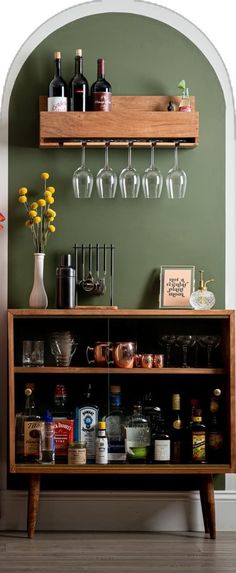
159,265,195,309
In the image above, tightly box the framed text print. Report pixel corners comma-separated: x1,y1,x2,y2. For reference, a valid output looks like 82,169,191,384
159,265,195,309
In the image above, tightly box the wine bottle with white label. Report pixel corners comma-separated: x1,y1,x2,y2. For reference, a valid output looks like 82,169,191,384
47,51,68,112
91,58,112,111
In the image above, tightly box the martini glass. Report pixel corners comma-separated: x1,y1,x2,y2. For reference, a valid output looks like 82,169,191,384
166,144,187,199
142,143,163,198
176,335,196,368
160,335,176,367
198,335,221,367
119,143,140,198
72,143,93,198
96,143,117,199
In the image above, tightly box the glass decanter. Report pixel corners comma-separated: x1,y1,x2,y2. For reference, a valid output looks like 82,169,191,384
190,270,215,310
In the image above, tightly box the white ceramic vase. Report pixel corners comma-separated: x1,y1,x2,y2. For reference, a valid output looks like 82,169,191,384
29,252,48,309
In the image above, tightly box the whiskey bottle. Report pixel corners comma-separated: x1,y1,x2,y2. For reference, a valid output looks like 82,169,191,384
153,417,170,463
191,408,206,463
170,393,183,463
16,383,42,463
207,389,224,462
105,385,126,463
74,383,99,463
125,403,150,463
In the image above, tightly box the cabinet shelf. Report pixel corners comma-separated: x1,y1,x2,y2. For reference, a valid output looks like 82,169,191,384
39,95,199,149
12,463,231,475
14,366,226,375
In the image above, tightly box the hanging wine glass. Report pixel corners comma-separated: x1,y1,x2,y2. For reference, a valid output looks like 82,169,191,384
166,143,187,199
119,142,140,198
142,143,163,198
72,142,94,199
96,142,117,199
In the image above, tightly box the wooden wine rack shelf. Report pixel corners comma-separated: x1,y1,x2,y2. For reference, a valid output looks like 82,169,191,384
39,95,199,148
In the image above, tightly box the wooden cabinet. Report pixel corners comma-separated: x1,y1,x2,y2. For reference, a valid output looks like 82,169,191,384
39,96,199,148
8,308,235,537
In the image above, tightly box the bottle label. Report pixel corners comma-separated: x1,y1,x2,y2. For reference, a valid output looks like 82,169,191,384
75,406,98,461
192,431,206,461
208,431,223,451
68,446,86,465
92,92,112,111
125,427,150,461
47,97,67,112
96,437,108,464
173,419,182,430
154,439,170,461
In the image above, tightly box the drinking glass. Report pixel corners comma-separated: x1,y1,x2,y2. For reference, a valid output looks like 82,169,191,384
160,335,176,367
22,340,44,367
176,335,196,368
119,143,140,198
142,144,163,198
72,143,93,199
166,144,187,199
198,335,221,367
96,143,117,199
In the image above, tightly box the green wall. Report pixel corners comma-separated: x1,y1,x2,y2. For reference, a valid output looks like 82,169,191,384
8,12,225,310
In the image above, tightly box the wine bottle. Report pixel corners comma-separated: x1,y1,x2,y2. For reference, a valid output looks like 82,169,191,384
47,51,68,112
91,58,112,111
69,48,89,111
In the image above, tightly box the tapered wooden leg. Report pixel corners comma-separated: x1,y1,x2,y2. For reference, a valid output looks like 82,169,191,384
199,474,216,539
27,474,40,539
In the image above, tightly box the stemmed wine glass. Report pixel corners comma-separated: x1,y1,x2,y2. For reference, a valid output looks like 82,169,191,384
72,142,94,198
119,142,140,198
198,335,221,367
160,335,176,367
176,335,196,368
142,143,163,198
96,142,117,199
166,143,187,199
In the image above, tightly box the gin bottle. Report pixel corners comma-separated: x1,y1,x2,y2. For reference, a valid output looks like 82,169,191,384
125,403,150,463
74,383,99,463
105,385,126,463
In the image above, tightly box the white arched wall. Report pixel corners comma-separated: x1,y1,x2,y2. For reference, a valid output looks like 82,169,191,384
0,0,235,530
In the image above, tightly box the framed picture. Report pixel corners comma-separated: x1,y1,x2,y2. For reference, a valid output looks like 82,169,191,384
159,265,195,309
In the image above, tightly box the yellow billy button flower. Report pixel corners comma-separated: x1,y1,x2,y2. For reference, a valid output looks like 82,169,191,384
28,210,37,218
30,202,38,210
18,187,28,195
44,191,52,199
37,198,46,207
33,216,42,224
46,196,55,204
18,195,27,204
25,220,33,228
47,209,56,218
40,172,50,181
48,224,56,233
46,186,55,194
47,217,55,222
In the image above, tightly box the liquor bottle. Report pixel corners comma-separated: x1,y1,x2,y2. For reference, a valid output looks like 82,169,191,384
125,403,150,463
41,410,55,464
47,51,68,112
190,408,206,463
153,417,171,463
15,383,42,463
105,385,126,463
53,384,68,417
170,393,183,463
95,421,108,464
69,48,89,111
74,383,99,463
91,58,112,111
207,389,224,462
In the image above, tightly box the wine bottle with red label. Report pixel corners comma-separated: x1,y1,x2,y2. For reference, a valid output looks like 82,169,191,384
91,58,112,111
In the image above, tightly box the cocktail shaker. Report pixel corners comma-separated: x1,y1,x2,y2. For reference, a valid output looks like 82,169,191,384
56,254,75,308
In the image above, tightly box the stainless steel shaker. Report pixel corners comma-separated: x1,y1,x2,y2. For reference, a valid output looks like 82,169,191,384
56,254,75,308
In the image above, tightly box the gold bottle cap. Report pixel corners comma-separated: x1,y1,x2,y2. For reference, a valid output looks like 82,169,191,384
25,388,32,397
213,388,221,397
172,393,181,410
98,421,106,430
